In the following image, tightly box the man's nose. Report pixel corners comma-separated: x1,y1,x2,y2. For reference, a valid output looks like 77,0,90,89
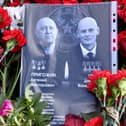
45,27,51,33
85,30,90,35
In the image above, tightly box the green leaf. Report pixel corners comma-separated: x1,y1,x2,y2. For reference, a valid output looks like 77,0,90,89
35,114,52,126
0,93,7,107
34,101,47,114
0,116,5,124
14,116,20,126
14,106,26,114
14,97,25,108
32,93,41,105
6,39,17,52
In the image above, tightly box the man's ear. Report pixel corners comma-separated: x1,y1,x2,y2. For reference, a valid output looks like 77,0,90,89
97,26,100,35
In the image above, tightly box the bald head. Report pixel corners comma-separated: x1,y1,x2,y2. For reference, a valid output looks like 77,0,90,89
78,17,98,31
35,17,58,49
77,17,99,50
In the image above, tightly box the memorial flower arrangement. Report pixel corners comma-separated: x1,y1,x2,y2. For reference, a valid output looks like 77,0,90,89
0,0,126,126
0,6,51,126
87,70,126,126
61,70,126,126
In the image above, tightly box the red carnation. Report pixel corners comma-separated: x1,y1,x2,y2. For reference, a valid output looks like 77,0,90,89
31,0,61,4
31,0,45,3
87,82,97,93
88,70,111,84
2,30,27,52
63,0,78,4
0,7,12,29
117,0,126,6
84,116,104,126
61,114,85,126
118,30,126,58
7,0,20,6
81,0,103,3
23,0,31,3
118,6,126,22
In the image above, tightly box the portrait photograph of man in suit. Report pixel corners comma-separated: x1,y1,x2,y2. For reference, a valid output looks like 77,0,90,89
71,16,102,84
77,17,99,59
31,17,59,75
35,17,58,56
21,17,59,94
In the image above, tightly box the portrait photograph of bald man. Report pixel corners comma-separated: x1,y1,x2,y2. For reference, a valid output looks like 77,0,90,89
77,17,99,59
35,17,58,56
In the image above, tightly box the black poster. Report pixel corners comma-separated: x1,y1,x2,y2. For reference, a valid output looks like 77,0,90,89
21,2,117,125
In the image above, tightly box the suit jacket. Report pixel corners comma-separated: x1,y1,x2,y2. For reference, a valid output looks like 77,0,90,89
69,44,102,83
53,44,101,115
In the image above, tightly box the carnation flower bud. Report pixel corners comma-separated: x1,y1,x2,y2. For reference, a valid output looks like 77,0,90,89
6,39,17,52
111,85,120,99
118,79,126,96
96,77,107,96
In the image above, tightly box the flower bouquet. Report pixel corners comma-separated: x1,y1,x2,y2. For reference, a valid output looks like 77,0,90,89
0,6,51,126
0,0,126,126
87,70,126,126
61,70,126,126
0,87,51,126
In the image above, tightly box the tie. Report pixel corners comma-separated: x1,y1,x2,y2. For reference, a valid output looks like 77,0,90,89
87,52,94,59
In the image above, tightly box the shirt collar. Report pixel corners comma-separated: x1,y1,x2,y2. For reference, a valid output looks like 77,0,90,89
80,43,96,58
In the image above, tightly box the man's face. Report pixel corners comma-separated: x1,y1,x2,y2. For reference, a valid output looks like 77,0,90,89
77,18,99,50
36,17,58,48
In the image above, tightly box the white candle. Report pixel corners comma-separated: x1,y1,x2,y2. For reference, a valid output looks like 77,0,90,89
64,61,69,80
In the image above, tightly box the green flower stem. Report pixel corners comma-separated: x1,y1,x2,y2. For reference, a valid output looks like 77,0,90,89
0,51,9,94
0,69,4,80
119,98,126,119
0,116,5,124
2,66,7,94
118,96,123,113
104,118,108,126
115,98,118,109
8,67,20,99
7,53,16,66
97,97,103,106
28,120,32,126
113,120,119,126
103,94,106,107
112,96,123,126
1,52,17,96
0,51,8,63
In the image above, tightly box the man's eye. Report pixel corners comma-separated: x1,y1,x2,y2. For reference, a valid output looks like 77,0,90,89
49,26,53,30
88,29,94,32
40,27,45,31
80,30,86,33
